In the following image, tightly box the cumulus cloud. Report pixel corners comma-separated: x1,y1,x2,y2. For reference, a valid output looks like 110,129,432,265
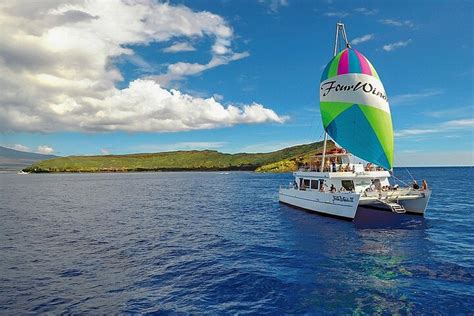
0,0,285,133
351,34,375,45
382,39,412,52
12,144,31,152
37,145,55,154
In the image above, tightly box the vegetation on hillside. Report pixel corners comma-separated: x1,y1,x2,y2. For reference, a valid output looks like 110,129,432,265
255,141,336,173
24,141,335,173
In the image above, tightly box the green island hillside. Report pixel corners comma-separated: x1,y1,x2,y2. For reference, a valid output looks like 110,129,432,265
24,140,335,173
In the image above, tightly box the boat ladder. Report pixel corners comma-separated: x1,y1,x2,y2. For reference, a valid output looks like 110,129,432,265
377,199,406,214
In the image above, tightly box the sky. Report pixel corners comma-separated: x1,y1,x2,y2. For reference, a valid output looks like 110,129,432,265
0,0,472,166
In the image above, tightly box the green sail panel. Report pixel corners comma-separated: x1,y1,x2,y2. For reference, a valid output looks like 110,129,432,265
319,48,393,170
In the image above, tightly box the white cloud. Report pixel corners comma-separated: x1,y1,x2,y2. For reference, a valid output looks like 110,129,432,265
351,34,375,45
323,7,378,18
100,148,110,155
354,8,378,15
323,12,350,18
37,145,54,154
443,119,474,128
394,128,438,137
8,79,285,132
12,144,31,152
0,1,285,133
163,42,196,53
152,52,250,85
390,89,443,105
382,39,412,52
424,105,472,118
380,19,414,28
395,119,474,137
258,0,289,13
213,94,224,101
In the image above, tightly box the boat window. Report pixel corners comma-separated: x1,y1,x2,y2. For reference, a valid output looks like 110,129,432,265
303,179,310,188
341,180,354,191
311,180,318,190
373,179,381,190
355,180,371,187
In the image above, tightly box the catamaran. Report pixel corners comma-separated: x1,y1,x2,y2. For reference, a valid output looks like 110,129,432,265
279,23,431,220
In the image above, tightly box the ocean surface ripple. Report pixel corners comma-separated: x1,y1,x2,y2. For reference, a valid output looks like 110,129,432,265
1,167,473,314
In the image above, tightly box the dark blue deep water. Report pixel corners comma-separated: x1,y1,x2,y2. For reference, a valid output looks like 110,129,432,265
1,167,473,314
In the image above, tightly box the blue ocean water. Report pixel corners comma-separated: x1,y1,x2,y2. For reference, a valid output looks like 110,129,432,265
0,167,473,314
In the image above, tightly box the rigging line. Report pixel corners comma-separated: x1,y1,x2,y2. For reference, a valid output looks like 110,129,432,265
391,173,410,187
405,168,415,181
310,114,320,142
341,23,350,47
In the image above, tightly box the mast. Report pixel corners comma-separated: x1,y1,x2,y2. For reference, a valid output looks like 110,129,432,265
321,22,351,170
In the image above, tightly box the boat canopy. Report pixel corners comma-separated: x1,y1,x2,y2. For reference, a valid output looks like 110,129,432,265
319,48,394,170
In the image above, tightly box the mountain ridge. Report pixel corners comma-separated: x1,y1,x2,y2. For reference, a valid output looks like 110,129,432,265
0,146,58,171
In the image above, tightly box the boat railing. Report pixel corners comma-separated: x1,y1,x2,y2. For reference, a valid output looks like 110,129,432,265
298,163,368,173
363,187,428,199
280,183,297,190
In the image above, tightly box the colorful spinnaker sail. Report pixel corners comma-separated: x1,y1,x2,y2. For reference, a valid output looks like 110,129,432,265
320,48,394,170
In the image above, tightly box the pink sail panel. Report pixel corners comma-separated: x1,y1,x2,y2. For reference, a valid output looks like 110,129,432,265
337,49,349,75
355,50,372,76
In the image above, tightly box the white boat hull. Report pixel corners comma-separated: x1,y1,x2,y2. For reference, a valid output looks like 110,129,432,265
279,187,360,220
398,189,431,214
358,189,432,215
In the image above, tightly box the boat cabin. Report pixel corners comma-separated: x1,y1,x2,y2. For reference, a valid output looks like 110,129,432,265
293,149,391,194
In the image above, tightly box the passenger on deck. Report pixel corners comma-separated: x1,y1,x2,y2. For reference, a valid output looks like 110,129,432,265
412,180,420,189
339,186,346,192
421,180,428,191
331,161,337,172
315,161,321,172
330,184,336,193
324,160,330,172
319,183,326,192
369,180,376,191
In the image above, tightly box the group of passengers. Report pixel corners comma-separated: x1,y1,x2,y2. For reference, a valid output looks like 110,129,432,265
297,178,428,193
363,179,429,193
365,163,384,171
305,160,356,173
322,183,354,193
412,180,429,191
